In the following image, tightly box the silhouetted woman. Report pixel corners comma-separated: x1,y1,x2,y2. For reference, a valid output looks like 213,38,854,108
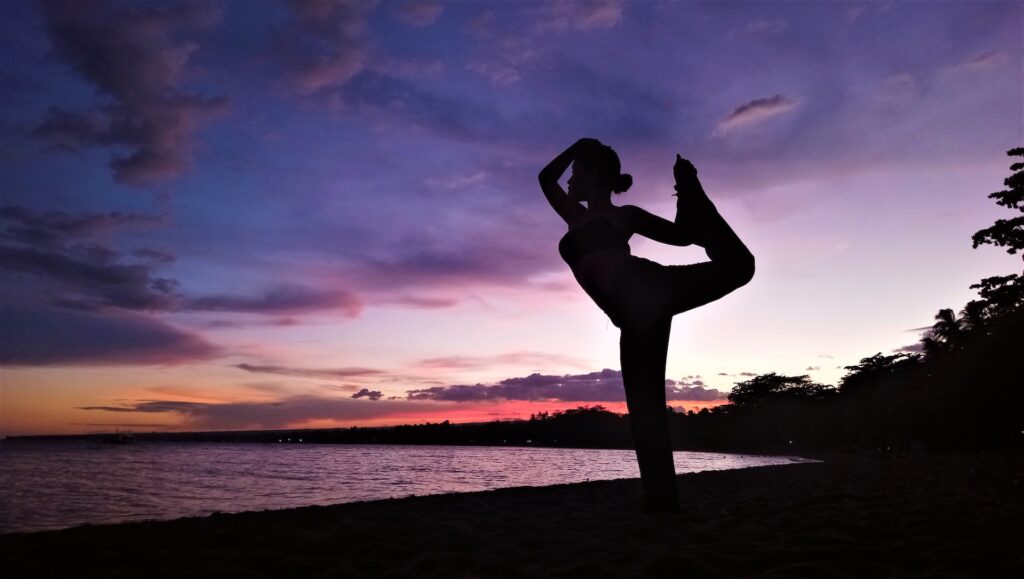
539,138,755,513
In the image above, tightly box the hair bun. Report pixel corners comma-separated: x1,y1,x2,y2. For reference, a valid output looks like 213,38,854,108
614,173,633,194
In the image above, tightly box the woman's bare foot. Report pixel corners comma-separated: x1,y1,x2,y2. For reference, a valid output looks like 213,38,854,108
672,154,718,246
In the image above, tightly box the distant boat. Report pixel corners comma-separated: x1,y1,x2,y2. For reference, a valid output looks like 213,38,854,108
102,431,135,444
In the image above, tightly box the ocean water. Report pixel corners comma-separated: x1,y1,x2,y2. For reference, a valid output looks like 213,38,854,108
0,441,814,534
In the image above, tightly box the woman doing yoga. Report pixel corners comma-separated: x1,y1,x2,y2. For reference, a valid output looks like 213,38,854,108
539,138,755,513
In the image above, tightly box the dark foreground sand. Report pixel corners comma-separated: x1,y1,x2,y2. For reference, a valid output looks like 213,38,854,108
1,452,1021,578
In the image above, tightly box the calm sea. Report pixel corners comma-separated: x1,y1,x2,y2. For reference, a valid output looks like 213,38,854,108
0,441,814,534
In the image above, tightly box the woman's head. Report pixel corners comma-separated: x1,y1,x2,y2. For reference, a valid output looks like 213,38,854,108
570,141,633,201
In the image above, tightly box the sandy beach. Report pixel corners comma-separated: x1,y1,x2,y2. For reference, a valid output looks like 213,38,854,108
1,452,1020,578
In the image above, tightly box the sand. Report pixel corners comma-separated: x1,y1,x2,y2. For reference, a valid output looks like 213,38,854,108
1,452,1020,578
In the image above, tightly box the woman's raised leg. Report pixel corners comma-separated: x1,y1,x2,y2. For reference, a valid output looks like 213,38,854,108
619,316,680,513
667,176,755,314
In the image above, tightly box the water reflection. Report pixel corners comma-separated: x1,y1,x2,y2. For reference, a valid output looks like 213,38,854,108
0,441,812,534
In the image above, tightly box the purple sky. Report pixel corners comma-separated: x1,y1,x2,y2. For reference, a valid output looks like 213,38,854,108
1,0,1021,435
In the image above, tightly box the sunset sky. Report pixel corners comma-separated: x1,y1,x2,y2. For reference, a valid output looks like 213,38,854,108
1,0,1021,435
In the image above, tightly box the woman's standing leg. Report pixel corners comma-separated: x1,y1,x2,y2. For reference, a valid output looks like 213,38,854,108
619,315,680,512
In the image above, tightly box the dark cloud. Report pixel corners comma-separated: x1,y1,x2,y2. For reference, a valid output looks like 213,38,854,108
406,369,726,403
0,205,222,367
1,206,364,317
35,0,228,184
0,243,180,311
0,206,167,247
806,366,820,371
714,95,800,136
186,285,362,317
235,363,384,380
78,395,449,430
0,206,363,368
1,306,219,366
0,205,179,311
351,388,382,400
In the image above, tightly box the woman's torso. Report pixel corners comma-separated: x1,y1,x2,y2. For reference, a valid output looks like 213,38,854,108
559,205,632,303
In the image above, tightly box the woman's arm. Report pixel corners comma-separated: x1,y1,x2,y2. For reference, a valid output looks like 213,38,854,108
538,139,597,224
621,205,693,246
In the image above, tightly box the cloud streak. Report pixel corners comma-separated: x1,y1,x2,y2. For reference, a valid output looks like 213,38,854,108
1,306,219,366
713,95,800,136
186,285,362,317
78,395,449,430
235,363,385,380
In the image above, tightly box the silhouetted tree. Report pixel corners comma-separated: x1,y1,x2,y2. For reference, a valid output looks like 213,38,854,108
727,373,834,407
970,274,1024,318
971,147,1024,256
838,352,922,395
922,308,965,356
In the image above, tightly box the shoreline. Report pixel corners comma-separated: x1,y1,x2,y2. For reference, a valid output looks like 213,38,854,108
2,452,1020,577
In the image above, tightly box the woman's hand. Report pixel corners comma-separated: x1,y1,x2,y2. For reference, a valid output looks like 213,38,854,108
575,137,602,150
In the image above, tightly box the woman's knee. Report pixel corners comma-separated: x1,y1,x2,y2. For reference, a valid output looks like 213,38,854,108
731,251,755,288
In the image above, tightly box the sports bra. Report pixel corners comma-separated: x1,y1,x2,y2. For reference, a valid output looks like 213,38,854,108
558,212,631,267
